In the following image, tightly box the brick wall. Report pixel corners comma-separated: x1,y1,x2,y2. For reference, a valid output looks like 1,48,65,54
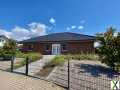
67,41,95,54
22,41,95,54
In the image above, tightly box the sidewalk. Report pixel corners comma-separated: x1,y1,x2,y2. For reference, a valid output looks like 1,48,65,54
0,70,65,90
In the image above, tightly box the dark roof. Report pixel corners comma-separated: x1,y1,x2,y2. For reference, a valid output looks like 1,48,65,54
20,32,95,43
0,35,6,38
0,35,8,39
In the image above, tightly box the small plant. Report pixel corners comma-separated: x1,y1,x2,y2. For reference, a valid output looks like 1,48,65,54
46,54,98,67
51,55,65,66
65,53,98,60
46,55,65,67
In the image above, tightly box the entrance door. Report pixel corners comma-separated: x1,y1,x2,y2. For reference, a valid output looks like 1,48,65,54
52,44,61,55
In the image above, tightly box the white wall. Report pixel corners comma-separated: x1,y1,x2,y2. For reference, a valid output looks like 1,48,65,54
0,37,6,47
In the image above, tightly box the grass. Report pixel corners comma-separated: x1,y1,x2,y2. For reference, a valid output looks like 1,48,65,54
46,53,98,67
14,52,42,69
65,53,99,60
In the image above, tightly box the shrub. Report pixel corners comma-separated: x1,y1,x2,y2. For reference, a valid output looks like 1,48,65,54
96,27,120,72
14,52,42,69
16,52,42,61
0,39,17,58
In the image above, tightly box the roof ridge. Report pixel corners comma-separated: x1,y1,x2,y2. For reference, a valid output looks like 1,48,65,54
40,32,94,37
20,32,95,43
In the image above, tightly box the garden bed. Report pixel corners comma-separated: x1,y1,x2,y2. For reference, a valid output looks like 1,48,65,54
36,66,54,77
35,54,98,78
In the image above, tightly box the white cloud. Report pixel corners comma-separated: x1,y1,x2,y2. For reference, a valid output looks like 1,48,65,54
11,26,30,41
49,17,56,24
78,25,84,30
71,25,77,29
0,29,11,38
0,22,47,41
66,25,84,31
29,22,47,37
66,27,70,31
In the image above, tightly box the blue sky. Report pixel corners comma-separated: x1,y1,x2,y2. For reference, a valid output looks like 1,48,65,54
0,0,120,40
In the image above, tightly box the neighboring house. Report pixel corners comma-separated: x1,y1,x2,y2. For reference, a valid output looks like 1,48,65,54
20,32,95,55
0,35,8,48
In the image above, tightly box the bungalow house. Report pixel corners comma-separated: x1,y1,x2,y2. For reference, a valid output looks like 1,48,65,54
0,35,8,48
20,32,95,55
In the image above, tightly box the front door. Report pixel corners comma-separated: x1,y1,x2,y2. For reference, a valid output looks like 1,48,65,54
52,44,61,55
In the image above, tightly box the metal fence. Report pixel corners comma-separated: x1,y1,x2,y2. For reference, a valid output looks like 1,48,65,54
0,57,120,90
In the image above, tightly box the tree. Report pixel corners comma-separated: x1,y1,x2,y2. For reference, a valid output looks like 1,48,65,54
2,39,17,58
96,27,120,72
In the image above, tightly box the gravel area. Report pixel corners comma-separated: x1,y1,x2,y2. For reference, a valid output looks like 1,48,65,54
0,58,23,70
47,60,120,90
0,70,65,90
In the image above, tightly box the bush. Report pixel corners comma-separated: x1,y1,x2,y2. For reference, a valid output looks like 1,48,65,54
14,52,42,69
16,52,42,61
96,27,120,72
0,39,17,59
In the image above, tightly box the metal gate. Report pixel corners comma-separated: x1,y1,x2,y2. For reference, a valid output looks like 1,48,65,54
0,56,120,90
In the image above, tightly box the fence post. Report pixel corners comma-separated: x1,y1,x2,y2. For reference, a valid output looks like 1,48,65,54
68,58,70,90
25,57,29,76
11,56,14,72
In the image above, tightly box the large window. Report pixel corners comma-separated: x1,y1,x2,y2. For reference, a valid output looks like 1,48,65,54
45,45,50,50
62,44,67,50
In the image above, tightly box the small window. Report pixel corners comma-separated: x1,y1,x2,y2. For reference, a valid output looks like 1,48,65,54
62,44,67,50
45,45,50,50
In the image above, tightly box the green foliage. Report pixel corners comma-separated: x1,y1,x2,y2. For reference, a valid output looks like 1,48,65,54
51,55,65,66
0,39,17,58
14,52,42,69
96,27,120,72
46,55,65,67
16,52,42,61
64,53,98,60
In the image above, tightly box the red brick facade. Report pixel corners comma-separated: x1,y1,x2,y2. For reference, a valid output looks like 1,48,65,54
22,40,95,54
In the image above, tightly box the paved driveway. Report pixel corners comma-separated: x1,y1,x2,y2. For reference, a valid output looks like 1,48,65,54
0,70,65,90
